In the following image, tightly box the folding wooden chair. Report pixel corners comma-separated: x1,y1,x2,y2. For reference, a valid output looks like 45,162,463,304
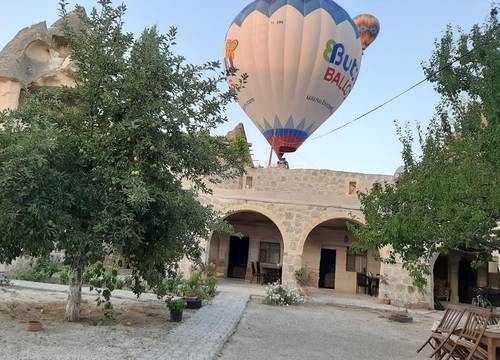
417,305,465,356
439,307,492,360
255,261,267,285
250,262,264,284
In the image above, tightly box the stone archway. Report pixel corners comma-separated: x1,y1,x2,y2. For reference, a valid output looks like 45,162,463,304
300,217,381,295
431,251,490,307
207,209,285,283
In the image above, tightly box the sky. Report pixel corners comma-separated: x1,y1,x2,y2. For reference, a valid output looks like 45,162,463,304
0,0,493,175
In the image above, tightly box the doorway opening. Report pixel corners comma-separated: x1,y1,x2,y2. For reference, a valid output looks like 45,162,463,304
319,249,336,289
227,236,249,279
459,260,477,304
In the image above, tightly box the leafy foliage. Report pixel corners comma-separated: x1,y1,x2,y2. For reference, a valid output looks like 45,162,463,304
166,298,187,312
352,8,500,288
17,257,63,283
84,262,124,319
294,266,313,287
0,0,244,319
154,270,218,301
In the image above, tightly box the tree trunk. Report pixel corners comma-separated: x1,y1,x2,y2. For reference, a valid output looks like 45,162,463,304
65,262,84,322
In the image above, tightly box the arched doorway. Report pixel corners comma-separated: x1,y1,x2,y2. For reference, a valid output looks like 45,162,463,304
301,218,381,295
208,211,284,283
432,250,489,307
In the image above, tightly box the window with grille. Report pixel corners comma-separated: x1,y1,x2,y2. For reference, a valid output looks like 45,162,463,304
348,181,358,195
245,176,253,189
259,242,280,264
346,248,367,273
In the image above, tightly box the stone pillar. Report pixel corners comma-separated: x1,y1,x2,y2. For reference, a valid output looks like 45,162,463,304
281,253,301,288
449,254,460,304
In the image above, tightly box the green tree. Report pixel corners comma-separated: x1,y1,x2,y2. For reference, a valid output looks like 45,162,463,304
352,8,499,288
0,0,245,321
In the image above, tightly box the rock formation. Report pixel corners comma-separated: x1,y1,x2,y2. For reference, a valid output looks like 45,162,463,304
0,11,82,111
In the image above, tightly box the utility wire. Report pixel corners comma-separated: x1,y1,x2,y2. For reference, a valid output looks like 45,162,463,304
307,47,476,142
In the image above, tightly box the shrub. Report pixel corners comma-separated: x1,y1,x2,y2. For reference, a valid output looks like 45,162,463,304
178,273,207,300
59,266,70,285
205,276,218,298
17,257,62,283
161,271,218,301
84,262,124,319
294,266,313,287
263,282,303,306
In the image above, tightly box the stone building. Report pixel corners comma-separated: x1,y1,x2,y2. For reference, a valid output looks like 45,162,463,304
2,16,494,311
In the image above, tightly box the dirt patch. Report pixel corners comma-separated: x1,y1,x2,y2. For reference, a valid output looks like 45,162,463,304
0,286,189,360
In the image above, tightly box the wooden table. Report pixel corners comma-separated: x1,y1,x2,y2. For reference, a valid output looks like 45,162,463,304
260,263,282,283
482,328,500,360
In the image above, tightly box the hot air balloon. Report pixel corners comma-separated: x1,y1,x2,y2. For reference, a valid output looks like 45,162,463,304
225,0,363,159
353,14,381,51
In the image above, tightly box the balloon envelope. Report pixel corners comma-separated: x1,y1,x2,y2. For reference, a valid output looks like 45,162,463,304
353,14,381,51
225,0,362,159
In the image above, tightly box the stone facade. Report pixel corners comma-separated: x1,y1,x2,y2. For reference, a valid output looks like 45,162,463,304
197,167,393,294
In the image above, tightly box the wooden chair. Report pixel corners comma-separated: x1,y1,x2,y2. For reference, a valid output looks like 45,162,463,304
439,307,492,360
254,262,266,285
250,262,263,284
255,261,267,284
371,277,380,297
417,305,465,356
356,273,369,294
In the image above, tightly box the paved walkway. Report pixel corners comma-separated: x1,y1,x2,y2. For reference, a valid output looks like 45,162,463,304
144,292,249,360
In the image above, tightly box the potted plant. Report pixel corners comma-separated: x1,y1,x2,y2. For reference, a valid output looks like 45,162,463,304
295,266,313,296
383,293,391,305
167,298,187,322
179,272,205,309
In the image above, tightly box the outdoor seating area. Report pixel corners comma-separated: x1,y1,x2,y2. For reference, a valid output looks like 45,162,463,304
250,261,282,285
418,305,500,360
356,272,380,297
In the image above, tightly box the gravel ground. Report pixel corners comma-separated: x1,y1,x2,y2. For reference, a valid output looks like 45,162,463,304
0,286,188,360
218,299,435,360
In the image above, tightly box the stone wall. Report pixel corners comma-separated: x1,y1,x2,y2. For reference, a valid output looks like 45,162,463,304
379,261,433,309
199,167,394,293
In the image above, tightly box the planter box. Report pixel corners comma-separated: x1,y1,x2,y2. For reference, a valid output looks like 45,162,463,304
183,297,202,309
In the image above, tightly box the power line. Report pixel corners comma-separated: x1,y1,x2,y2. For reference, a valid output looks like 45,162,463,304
306,47,476,142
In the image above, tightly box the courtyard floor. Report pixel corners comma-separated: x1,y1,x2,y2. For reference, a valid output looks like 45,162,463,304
0,279,438,359
218,298,434,360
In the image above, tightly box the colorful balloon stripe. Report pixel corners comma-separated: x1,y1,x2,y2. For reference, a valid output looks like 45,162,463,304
232,0,360,38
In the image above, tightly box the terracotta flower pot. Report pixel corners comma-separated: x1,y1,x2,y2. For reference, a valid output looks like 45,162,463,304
26,321,43,332
299,287,309,296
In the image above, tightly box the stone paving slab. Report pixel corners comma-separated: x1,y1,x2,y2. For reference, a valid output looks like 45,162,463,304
143,292,249,360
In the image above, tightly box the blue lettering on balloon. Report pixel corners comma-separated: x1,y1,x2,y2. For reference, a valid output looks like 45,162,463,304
329,43,345,65
342,55,353,73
